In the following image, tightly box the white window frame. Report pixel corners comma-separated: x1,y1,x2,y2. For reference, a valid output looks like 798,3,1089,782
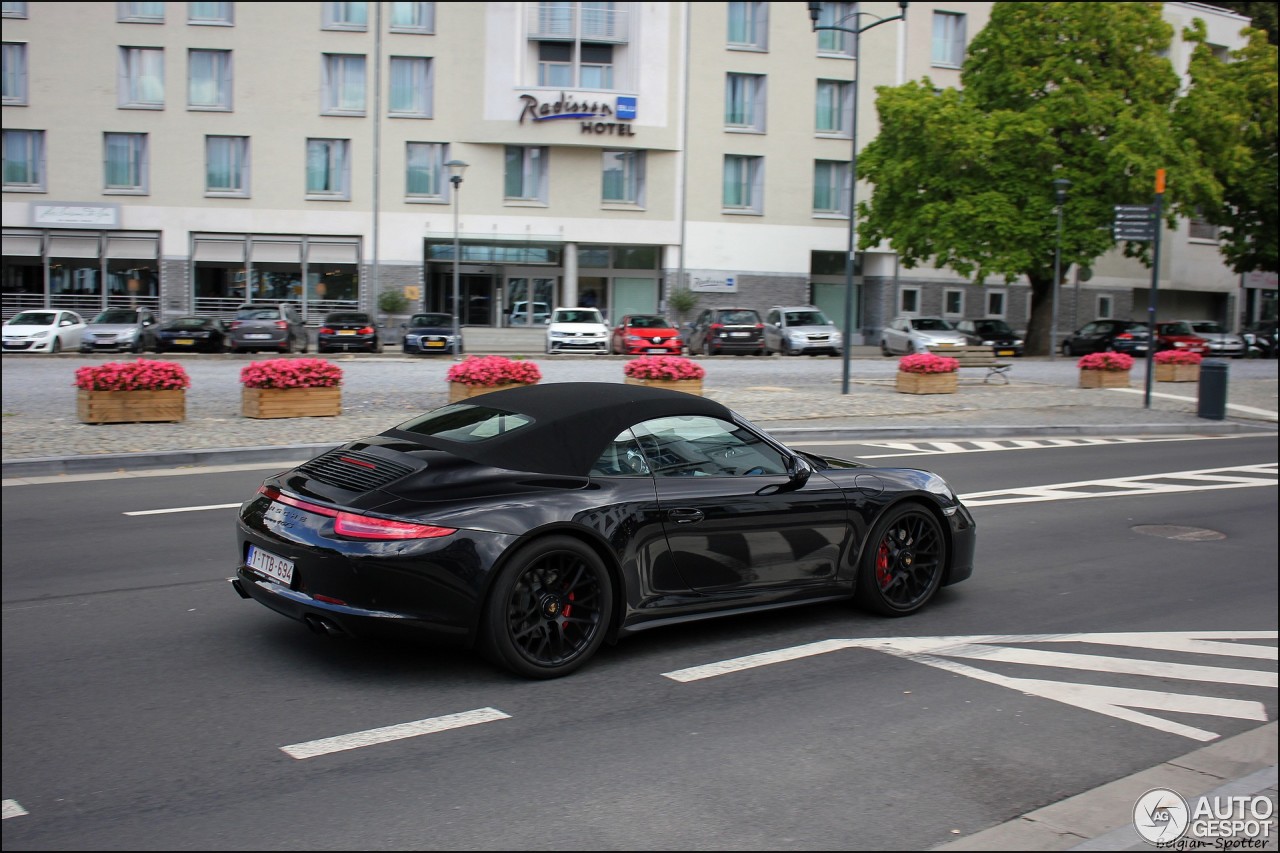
205,135,249,196
816,2,855,57
725,72,765,132
306,138,351,200
104,132,149,194
188,48,232,110
2,41,27,105
504,145,549,204
602,149,644,206
722,154,763,214
119,46,165,109
815,79,851,136
117,2,164,23
389,1,435,34
813,160,849,217
1096,295,1113,320
388,56,433,118
405,141,446,201
322,53,366,115
944,288,965,318
986,289,1006,319
726,1,767,50
323,1,367,31
898,286,921,315
932,11,966,69
188,2,233,25
2,128,45,191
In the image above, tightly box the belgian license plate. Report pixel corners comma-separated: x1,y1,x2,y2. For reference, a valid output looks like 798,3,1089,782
176,338,195,346
997,349,1014,356
247,545,294,585
338,330,356,335
245,333,271,340
647,348,669,354
426,340,445,347
730,331,749,337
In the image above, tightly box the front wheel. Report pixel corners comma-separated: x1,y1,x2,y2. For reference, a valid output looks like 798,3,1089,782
480,535,613,679
880,341,892,357
855,503,946,617
1061,342,1072,357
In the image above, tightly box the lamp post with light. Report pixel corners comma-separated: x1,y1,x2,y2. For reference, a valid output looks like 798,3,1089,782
808,1,908,395
445,159,469,353
1050,177,1071,360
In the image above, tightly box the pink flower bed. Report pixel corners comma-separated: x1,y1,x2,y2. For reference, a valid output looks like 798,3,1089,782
74,359,190,391
446,355,542,387
1154,349,1203,365
898,353,959,374
623,356,706,381
1077,352,1134,371
240,358,343,389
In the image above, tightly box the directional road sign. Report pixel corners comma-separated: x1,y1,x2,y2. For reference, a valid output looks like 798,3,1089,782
1114,204,1156,241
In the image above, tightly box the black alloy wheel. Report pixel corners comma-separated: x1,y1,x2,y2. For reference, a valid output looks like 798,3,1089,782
482,535,613,679
50,337,61,354
881,341,892,356
855,503,946,617
1062,341,1073,357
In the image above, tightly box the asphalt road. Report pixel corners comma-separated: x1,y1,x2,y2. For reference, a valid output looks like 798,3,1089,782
2,433,1275,850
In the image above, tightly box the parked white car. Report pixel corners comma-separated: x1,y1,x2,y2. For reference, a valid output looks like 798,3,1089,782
546,307,609,354
879,316,968,355
2,309,87,353
1186,320,1246,359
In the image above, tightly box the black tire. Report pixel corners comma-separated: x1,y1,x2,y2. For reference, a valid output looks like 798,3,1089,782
51,337,61,354
702,339,713,356
1061,342,1072,357
480,535,613,679
880,341,892,357
855,503,947,617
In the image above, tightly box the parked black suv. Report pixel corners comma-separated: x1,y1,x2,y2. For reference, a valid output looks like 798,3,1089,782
1060,320,1150,357
685,307,766,356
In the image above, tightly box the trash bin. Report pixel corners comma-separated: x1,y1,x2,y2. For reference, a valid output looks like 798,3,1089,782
1197,358,1228,420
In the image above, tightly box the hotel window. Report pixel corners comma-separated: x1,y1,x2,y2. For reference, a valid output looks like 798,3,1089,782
2,42,27,105
119,47,165,108
2,3,29,18
104,132,149,193
1096,295,1113,320
815,79,851,135
727,1,767,50
813,160,849,216
323,1,367,31
602,150,644,205
986,289,1006,318
188,49,232,110
307,138,351,199
537,41,613,89
899,287,920,314
725,73,765,132
723,154,763,214
932,12,966,68
1189,209,1219,241
406,141,445,200
388,56,432,118
389,1,434,34
206,135,248,195
322,53,366,115
529,2,626,91
815,2,855,57
2,129,44,190
118,2,164,23
188,2,233,25
944,288,964,317
505,146,548,203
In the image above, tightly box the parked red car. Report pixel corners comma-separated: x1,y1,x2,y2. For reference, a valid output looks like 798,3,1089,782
609,314,683,355
1153,321,1210,354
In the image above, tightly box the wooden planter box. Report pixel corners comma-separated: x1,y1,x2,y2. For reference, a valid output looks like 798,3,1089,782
624,377,704,396
895,371,958,395
448,381,537,403
1079,369,1131,389
1154,363,1200,382
77,389,186,424
242,386,342,419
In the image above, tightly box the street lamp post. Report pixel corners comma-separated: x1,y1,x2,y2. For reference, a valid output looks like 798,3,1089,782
808,1,908,395
445,159,469,354
1050,177,1071,361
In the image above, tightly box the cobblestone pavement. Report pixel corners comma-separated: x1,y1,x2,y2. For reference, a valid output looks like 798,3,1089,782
3,351,1276,467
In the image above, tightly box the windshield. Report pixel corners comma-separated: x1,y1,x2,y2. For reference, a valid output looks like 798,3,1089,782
973,320,1014,335
396,404,533,442
911,318,954,331
628,316,670,329
325,313,372,325
553,309,604,324
410,313,452,327
9,312,56,326
1160,322,1194,335
1190,322,1224,334
235,307,280,321
169,318,210,329
785,311,830,326
716,310,759,325
91,309,139,324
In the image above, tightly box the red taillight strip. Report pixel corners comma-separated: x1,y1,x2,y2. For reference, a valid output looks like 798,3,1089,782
339,456,377,469
257,486,455,540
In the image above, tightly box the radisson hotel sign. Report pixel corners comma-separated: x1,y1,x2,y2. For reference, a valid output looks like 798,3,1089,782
517,92,637,136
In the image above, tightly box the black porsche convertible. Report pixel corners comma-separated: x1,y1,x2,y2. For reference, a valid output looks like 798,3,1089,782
232,382,976,678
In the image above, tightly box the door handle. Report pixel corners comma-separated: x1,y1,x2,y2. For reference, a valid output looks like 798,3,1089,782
668,508,705,524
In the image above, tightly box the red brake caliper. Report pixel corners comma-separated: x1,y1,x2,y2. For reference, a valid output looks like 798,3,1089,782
876,539,892,588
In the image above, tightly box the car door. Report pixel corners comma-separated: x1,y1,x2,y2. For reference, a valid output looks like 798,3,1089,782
884,318,908,353
633,415,848,594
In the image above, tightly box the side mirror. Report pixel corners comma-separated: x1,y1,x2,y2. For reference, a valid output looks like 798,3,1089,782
755,454,812,496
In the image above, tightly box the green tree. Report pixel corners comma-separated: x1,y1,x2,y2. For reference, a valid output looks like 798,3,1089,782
856,2,1218,355
1175,22,1278,274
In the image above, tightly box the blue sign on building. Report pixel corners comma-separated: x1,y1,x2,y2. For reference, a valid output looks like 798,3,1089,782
616,96,637,120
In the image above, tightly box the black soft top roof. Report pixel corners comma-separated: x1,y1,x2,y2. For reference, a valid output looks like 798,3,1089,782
387,381,736,476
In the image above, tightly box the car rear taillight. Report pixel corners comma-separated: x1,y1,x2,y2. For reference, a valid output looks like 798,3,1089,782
229,320,241,330
710,323,724,331
358,326,374,335
275,320,288,330
319,326,334,335
1117,333,1133,340
257,486,455,540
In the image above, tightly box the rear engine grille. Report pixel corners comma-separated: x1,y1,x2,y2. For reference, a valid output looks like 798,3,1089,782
298,448,415,491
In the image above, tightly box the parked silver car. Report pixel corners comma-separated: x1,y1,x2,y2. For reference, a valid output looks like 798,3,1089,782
79,307,159,353
227,303,309,353
1185,321,1245,359
764,305,842,356
879,316,967,355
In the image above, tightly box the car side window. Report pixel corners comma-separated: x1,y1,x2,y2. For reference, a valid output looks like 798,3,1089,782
590,429,651,478
630,416,788,478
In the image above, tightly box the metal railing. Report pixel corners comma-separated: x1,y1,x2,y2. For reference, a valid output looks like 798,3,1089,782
527,3,628,42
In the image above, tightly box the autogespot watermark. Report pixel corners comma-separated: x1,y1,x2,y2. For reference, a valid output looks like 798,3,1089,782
1134,787,1275,849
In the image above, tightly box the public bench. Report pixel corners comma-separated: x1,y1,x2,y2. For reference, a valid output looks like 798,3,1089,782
927,345,1012,384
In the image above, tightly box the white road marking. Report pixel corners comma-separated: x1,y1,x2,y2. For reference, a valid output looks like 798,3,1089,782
280,707,511,760
818,433,1269,459
124,503,240,516
958,462,1276,506
662,631,1277,741
1108,387,1279,420
2,799,28,819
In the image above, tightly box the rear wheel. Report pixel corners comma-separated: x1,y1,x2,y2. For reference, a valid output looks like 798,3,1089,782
880,341,892,357
1061,342,1072,357
702,339,714,356
855,503,946,617
480,535,613,679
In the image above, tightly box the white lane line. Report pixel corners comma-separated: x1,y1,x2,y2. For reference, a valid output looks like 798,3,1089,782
280,707,511,760
959,462,1277,506
1109,387,1279,420
2,799,28,819
124,503,241,516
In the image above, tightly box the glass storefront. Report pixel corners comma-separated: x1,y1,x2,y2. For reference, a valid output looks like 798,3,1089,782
1,231,160,320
